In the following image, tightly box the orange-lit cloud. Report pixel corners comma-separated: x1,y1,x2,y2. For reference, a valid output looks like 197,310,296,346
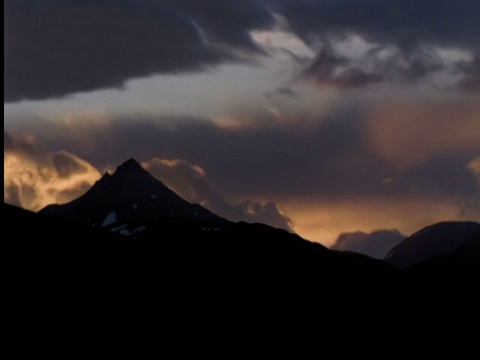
4,134,100,211
366,98,480,170
468,157,480,185
285,197,480,247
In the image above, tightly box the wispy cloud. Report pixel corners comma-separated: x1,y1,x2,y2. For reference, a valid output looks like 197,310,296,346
299,34,479,91
143,157,292,231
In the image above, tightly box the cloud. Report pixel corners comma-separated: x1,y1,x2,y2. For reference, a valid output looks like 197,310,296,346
250,26,316,59
457,56,480,92
468,157,480,185
5,87,479,243
331,229,405,259
7,1,480,101
365,98,480,171
7,0,480,102
160,0,274,51
142,157,293,231
299,34,479,91
4,133,100,211
269,0,480,50
4,0,238,101
7,95,479,204
285,198,480,246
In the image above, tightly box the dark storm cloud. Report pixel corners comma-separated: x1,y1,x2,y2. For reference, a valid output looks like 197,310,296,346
6,0,480,101
274,87,298,98
10,105,479,205
299,40,479,90
4,0,238,101
268,0,480,50
271,1,480,88
159,0,274,51
457,57,480,92
301,46,383,88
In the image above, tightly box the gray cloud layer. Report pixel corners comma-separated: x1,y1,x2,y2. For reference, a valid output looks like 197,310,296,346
301,41,479,91
331,229,405,259
9,103,479,209
268,0,480,49
6,0,480,101
4,0,234,101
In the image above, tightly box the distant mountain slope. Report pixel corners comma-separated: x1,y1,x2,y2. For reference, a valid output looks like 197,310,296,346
331,230,405,259
385,222,480,268
410,231,480,277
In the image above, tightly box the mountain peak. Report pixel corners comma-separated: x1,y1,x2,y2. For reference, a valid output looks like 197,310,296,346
110,158,152,180
116,158,144,171
94,158,150,186
40,157,221,226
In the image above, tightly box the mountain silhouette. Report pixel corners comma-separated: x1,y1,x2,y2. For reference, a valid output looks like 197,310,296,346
385,221,480,269
41,158,222,237
33,158,398,281
31,158,479,280
411,231,480,277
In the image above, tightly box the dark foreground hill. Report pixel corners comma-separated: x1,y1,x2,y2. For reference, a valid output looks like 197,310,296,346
6,199,479,344
6,157,479,339
8,202,395,285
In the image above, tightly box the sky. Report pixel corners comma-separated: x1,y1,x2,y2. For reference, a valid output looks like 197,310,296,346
4,0,480,247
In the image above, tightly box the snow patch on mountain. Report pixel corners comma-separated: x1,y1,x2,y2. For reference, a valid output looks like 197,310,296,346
101,212,117,227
